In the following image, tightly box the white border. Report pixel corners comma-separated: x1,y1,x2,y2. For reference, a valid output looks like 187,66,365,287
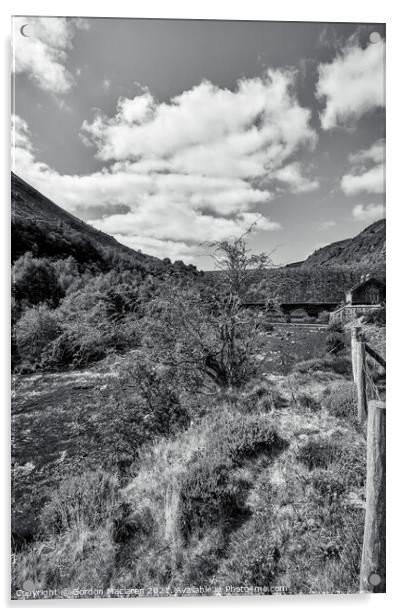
1,1,401,614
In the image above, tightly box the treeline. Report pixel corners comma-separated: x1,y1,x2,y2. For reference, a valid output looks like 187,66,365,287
11,241,200,373
207,265,386,304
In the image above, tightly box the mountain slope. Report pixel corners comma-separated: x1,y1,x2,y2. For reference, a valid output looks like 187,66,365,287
301,219,385,268
11,172,160,267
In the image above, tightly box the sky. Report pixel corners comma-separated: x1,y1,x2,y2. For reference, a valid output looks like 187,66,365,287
11,17,385,269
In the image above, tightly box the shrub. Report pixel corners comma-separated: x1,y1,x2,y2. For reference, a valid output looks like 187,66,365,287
296,437,343,470
123,359,190,436
296,433,365,491
15,304,60,366
45,323,108,368
206,411,287,465
179,459,251,541
12,252,64,308
364,306,386,325
76,359,191,475
309,469,346,498
328,322,344,334
322,383,357,418
326,332,345,355
293,356,352,377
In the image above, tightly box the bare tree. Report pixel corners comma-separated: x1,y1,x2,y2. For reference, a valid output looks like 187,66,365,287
144,229,275,390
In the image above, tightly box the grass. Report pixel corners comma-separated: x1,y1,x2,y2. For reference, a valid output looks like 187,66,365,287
12,324,371,597
257,324,328,374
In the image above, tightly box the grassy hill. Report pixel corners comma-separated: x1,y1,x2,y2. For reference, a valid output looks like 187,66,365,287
11,172,161,269
301,219,385,269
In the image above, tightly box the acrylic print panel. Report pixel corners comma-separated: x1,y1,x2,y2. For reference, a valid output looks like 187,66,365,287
11,16,386,599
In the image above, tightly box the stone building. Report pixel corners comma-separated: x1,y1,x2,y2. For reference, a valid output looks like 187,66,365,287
330,275,385,324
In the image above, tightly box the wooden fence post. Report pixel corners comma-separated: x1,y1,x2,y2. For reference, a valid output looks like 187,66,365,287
351,327,368,422
351,327,357,382
360,400,386,593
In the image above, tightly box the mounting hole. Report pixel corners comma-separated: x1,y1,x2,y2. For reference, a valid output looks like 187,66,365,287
369,572,382,586
369,32,382,44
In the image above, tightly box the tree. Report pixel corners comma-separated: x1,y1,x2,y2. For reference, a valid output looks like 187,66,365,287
144,230,274,390
12,252,64,308
15,304,60,365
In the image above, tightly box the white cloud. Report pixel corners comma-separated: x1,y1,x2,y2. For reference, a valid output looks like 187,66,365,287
317,220,336,231
102,78,112,90
341,165,385,195
273,162,319,193
90,200,279,244
349,138,385,165
13,17,88,94
352,203,385,222
114,235,199,263
116,93,155,124
316,39,385,130
12,70,317,263
82,70,317,177
341,139,385,195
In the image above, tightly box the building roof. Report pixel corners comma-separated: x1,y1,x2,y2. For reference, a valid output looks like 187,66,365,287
348,276,385,294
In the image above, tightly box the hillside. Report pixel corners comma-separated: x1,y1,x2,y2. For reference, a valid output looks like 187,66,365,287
11,172,160,268
301,219,385,268
205,220,385,303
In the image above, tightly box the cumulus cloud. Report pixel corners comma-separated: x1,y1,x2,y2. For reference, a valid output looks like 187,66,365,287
13,17,89,94
12,70,318,263
341,165,384,195
316,39,385,130
341,139,385,195
81,70,317,176
352,203,385,222
273,162,319,193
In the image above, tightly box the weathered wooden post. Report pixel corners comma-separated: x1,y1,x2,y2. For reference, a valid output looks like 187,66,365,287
351,326,367,422
351,326,358,382
360,400,386,593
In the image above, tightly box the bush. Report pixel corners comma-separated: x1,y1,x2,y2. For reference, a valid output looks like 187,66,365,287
244,387,288,413
45,323,108,368
309,469,346,498
207,411,287,465
179,459,251,541
328,322,344,334
12,252,64,308
322,383,357,418
294,355,352,377
364,306,386,325
15,304,60,366
296,437,343,470
73,361,190,476
326,332,345,355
